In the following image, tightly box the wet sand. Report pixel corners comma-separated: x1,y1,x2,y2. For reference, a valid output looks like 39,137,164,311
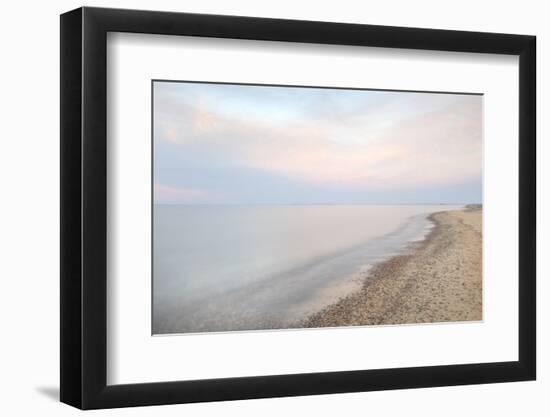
302,207,482,328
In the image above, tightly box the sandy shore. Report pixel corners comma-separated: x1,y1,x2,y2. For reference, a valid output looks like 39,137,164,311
302,207,482,328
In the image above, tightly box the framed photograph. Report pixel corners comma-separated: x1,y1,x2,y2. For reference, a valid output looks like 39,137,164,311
60,7,536,409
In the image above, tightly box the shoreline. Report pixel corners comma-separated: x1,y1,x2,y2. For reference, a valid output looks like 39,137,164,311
300,207,482,328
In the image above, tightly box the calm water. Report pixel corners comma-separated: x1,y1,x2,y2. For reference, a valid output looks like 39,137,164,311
153,205,461,334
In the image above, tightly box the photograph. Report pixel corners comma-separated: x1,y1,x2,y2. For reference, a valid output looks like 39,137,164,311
54,4,538,411
152,81,483,335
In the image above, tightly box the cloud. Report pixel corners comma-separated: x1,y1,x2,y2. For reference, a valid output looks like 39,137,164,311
154,183,211,204
154,85,481,194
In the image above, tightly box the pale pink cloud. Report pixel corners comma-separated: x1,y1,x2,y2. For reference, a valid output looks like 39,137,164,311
155,93,481,190
154,184,209,204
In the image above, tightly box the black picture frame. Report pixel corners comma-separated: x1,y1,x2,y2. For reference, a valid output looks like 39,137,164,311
60,6,536,410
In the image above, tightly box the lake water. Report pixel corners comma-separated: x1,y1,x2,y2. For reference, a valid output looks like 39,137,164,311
152,205,462,334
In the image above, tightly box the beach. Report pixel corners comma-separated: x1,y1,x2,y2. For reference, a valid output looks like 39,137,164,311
302,206,482,328
153,204,460,334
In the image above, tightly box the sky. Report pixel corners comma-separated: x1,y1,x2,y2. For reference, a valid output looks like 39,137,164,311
153,81,482,205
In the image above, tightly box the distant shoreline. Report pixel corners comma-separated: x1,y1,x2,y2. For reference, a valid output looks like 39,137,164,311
300,207,482,328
